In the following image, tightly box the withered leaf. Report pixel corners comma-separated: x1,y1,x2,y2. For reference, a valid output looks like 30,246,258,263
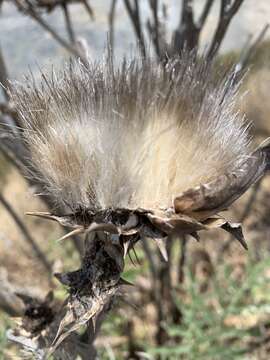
146,213,205,235
174,139,270,221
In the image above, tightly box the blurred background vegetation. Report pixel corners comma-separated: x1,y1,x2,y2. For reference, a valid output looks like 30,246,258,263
1,1,270,359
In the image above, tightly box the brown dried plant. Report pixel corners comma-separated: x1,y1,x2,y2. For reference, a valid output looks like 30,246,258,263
6,50,270,358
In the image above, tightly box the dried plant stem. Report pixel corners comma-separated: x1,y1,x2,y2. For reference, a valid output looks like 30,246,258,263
178,235,187,283
81,0,94,20
0,46,10,101
206,0,245,60
173,0,199,53
62,2,76,44
237,23,269,72
148,0,161,58
198,0,215,28
123,0,146,57
156,240,173,345
0,46,23,130
121,0,247,61
109,0,117,52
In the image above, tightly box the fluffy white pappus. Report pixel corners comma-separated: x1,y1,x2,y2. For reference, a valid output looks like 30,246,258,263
10,54,251,212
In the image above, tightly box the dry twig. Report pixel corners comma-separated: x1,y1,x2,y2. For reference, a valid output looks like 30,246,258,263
178,235,187,284
206,0,245,60
62,2,75,43
108,0,117,52
123,0,146,57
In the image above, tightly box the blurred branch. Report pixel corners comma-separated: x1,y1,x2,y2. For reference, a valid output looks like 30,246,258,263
156,239,173,345
0,192,52,275
81,0,94,20
173,0,199,53
178,235,187,283
237,23,269,72
108,0,117,52
206,0,245,60
62,2,75,43
22,0,94,19
0,45,9,101
123,0,146,57
198,0,214,28
215,24,269,102
141,238,167,346
141,238,157,279
145,0,215,59
147,0,161,58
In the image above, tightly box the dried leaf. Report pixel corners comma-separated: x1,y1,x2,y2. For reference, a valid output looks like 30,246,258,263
203,216,227,229
146,213,174,233
174,139,270,221
146,213,204,235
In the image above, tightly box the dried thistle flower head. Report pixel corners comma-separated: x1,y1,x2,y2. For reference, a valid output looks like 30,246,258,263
10,53,269,243
9,52,270,356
